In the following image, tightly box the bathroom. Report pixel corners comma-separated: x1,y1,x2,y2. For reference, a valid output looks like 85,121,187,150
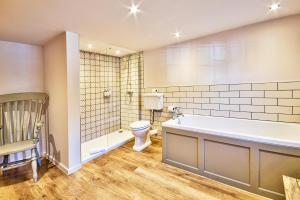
1,1,300,200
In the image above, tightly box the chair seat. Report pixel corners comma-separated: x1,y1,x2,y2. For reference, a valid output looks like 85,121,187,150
0,140,36,156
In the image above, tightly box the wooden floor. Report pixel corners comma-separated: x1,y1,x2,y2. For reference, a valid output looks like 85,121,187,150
0,136,266,200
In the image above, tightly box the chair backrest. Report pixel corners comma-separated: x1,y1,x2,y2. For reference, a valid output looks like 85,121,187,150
0,92,48,146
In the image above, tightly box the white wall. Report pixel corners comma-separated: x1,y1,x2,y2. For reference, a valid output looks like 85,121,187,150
144,14,300,87
43,32,81,174
0,41,44,94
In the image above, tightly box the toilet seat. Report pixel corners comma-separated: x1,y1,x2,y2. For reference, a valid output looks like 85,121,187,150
130,120,150,131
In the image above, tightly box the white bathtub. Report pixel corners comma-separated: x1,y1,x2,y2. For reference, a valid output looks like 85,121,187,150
162,115,300,199
162,114,300,148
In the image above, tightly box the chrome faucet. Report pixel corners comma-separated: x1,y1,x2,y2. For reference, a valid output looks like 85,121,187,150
172,107,184,124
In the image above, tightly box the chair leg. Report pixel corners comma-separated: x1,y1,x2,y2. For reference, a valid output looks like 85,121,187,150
31,148,38,182
34,147,42,167
2,155,9,176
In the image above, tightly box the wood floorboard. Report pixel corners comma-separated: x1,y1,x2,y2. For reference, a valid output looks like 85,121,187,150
0,136,267,200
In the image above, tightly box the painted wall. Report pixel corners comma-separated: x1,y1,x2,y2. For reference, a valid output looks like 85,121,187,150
0,41,44,94
144,14,300,87
43,32,81,174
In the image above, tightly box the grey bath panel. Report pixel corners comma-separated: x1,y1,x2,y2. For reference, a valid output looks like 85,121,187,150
204,140,251,185
165,132,199,170
259,150,300,195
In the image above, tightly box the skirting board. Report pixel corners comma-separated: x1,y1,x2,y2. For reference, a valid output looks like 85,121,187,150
45,153,81,175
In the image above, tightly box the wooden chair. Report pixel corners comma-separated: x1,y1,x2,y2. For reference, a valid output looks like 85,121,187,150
0,92,48,182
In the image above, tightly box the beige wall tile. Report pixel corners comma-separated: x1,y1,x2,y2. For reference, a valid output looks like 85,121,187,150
202,103,219,110
220,91,239,97
210,84,229,91
187,103,202,109
293,91,300,98
230,84,251,91
210,98,229,104
278,99,300,106
194,98,209,103
194,109,210,115
279,114,300,123
293,107,300,114
252,113,277,121
179,86,193,91
278,82,300,90
180,97,193,103
252,98,277,105
167,86,180,92
220,104,239,111
265,91,292,98
186,91,202,97
211,110,229,117
193,85,209,91
230,98,251,105
265,106,292,114
202,92,219,97
240,105,264,113
230,111,251,119
172,92,186,98
240,91,264,98
252,82,277,91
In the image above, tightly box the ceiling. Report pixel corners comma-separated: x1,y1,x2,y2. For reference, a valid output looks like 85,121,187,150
1,0,300,56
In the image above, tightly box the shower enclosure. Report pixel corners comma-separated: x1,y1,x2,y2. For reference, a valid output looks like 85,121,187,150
80,51,142,163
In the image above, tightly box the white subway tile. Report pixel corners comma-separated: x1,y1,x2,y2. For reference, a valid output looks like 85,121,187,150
252,82,277,91
186,91,202,97
230,84,251,91
202,104,219,110
240,91,264,98
265,91,292,98
252,113,277,121
173,92,186,98
194,98,210,103
220,104,239,111
202,92,219,97
220,91,239,97
230,111,251,119
230,98,251,105
210,98,229,104
293,91,300,98
210,84,229,91
167,86,180,92
180,86,193,92
278,82,300,90
265,106,292,114
278,99,300,106
193,85,209,91
240,105,264,113
279,114,300,123
252,98,277,105
194,109,210,116
181,108,194,114
211,110,229,117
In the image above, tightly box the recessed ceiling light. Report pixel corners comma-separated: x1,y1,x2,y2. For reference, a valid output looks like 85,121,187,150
174,31,182,39
129,3,140,15
88,44,92,49
269,2,280,12
116,50,121,55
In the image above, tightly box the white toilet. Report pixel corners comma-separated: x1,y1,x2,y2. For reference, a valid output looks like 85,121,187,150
130,120,151,151
130,92,164,151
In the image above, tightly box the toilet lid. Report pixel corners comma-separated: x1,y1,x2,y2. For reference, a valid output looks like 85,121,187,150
130,120,150,130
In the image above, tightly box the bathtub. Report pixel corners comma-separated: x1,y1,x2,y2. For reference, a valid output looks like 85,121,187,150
162,115,300,200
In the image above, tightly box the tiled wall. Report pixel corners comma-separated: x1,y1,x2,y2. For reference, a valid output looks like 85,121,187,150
80,51,121,142
120,53,143,129
141,81,300,133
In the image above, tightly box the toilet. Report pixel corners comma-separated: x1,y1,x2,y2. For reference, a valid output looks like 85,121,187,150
130,120,151,151
130,92,164,151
